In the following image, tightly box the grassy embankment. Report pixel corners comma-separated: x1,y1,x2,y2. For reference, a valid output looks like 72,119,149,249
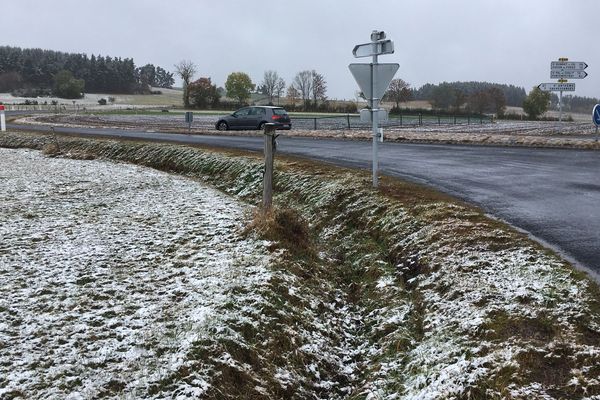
1,131,600,399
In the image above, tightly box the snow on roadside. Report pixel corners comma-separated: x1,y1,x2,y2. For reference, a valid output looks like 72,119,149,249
0,149,274,398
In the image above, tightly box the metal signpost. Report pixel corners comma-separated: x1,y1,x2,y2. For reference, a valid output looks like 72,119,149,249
593,104,600,142
185,111,193,133
0,105,5,132
540,58,588,121
349,31,399,188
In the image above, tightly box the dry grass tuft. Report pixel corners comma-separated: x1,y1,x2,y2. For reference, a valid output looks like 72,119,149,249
41,142,61,156
247,207,313,258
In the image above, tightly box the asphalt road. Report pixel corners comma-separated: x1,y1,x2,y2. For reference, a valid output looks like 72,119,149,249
7,120,600,279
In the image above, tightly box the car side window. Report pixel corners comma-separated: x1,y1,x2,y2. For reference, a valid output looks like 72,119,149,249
234,108,250,117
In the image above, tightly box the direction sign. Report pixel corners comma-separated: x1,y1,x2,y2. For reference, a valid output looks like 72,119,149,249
349,63,399,101
593,104,600,127
551,70,587,79
551,61,588,71
538,82,575,92
353,40,394,58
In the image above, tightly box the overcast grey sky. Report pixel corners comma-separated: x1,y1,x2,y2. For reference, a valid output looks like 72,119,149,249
3,0,598,99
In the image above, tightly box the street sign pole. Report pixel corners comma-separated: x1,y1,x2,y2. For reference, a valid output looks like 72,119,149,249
559,90,563,122
350,31,398,188
371,39,379,188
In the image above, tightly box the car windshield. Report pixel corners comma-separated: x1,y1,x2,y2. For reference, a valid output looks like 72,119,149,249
273,108,287,116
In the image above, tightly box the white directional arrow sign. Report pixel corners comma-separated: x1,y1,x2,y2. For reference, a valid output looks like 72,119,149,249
538,82,575,92
352,40,394,58
349,63,399,102
551,70,588,79
550,61,588,70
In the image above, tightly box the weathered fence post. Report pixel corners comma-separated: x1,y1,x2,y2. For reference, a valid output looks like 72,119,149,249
263,123,277,210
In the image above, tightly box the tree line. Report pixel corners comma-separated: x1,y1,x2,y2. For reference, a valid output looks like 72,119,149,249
412,81,527,108
0,46,174,98
179,62,331,112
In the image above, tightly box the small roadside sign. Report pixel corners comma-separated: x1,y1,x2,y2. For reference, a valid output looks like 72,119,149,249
593,104,600,127
360,108,388,123
538,82,576,92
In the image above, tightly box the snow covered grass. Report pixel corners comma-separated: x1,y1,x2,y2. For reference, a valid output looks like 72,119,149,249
0,148,279,398
1,131,600,398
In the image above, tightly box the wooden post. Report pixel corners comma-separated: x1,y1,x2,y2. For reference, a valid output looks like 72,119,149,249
263,123,277,210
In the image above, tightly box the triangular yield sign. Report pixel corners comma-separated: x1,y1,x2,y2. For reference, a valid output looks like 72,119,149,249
349,63,399,101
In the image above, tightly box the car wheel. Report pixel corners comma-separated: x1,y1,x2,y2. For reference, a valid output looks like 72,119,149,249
217,121,229,131
258,122,266,131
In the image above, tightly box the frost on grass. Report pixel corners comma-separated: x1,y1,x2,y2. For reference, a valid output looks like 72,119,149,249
1,135,600,399
0,149,273,398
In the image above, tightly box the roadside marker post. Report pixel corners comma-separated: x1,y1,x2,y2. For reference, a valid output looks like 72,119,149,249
185,111,193,133
262,123,278,210
349,30,399,188
0,105,5,132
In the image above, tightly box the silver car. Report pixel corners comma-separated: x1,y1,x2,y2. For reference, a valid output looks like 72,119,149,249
215,106,292,131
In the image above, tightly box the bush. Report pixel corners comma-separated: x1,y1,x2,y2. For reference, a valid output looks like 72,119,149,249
53,70,85,99
523,87,550,120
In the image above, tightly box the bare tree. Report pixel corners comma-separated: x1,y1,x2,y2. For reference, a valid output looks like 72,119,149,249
174,60,197,108
311,70,327,107
261,70,279,104
286,85,299,106
275,77,286,105
384,79,411,110
293,70,313,110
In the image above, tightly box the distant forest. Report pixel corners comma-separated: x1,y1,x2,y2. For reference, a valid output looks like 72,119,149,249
0,46,174,96
411,81,527,108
